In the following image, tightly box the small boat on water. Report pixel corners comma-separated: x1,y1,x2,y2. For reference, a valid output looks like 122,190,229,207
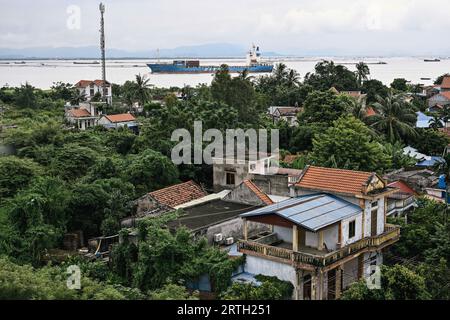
73,61,100,65
421,77,431,80
424,59,440,62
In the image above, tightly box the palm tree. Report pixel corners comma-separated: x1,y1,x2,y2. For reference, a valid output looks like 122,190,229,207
355,62,370,86
134,73,152,107
349,97,369,121
286,69,301,87
70,91,87,105
237,68,254,82
273,63,289,84
368,91,418,143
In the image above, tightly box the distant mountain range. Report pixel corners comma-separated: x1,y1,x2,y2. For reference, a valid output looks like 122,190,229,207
0,43,282,59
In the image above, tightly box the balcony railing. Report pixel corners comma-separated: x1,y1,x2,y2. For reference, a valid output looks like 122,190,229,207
238,224,400,268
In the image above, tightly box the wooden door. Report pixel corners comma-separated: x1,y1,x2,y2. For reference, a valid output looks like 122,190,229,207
371,209,377,236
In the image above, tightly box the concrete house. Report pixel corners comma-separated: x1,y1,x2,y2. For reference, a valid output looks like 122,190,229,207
212,153,302,197
64,102,99,130
386,181,417,217
237,166,400,300
98,113,138,131
122,180,272,245
75,79,112,104
270,107,302,126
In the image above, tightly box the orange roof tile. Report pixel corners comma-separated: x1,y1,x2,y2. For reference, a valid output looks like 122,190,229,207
75,79,110,87
440,76,450,89
68,108,92,118
296,166,375,196
149,181,207,208
366,107,377,116
105,113,136,123
242,180,274,205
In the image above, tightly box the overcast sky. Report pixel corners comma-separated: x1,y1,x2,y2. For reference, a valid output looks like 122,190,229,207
1,0,450,56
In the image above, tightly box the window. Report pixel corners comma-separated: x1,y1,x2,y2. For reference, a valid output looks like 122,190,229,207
226,172,235,186
348,220,356,239
371,200,379,208
249,163,256,171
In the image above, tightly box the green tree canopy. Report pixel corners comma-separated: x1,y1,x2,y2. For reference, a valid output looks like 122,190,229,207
298,90,352,126
304,61,359,91
0,156,42,199
310,115,391,172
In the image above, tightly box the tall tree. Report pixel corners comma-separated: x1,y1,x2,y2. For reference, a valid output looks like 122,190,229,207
368,92,417,143
304,60,359,91
355,62,370,86
134,74,152,107
310,115,391,172
298,90,352,126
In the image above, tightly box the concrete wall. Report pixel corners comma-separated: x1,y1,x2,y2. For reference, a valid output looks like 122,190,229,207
223,182,267,206
273,225,292,243
252,174,290,197
377,199,385,235
343,257,359,289
342,213,363,246
305,231,319,248
213,162,290,197
200,218,268,244
323,224,339,251
363,200,372,238
245,255,297,285
213,162,249,191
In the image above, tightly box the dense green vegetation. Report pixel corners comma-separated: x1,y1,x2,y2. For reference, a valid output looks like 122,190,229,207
0,64,449,300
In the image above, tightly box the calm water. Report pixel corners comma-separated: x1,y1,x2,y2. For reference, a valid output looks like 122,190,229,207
1,57,450,89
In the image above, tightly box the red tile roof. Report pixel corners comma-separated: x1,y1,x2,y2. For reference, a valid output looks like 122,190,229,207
68,108,92,118
104,113,136,123
149,181,207,208
242,180,274,205
75,79,111,87
366,107,377,116
387,180,417,196
296,166,375,196
440,76,450,89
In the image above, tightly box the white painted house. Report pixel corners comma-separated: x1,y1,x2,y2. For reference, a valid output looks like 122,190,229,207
238,166,400,300
64,102,99,130
75,80,112,104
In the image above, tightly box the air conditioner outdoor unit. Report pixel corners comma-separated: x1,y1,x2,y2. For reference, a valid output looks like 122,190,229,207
214,233,223,243
225,237,234,245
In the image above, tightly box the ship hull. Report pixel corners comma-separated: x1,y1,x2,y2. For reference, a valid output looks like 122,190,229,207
147,63,273,74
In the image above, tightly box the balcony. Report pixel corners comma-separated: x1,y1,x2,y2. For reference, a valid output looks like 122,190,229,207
387,196,416,216
238,224,400,271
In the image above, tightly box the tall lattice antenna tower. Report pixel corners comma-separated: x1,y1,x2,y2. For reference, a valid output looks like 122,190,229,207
99,3,106,102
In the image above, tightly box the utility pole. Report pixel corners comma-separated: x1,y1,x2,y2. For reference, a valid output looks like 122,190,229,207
99,3,106,104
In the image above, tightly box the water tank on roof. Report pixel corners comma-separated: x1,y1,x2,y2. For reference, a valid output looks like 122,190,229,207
438,174,447,190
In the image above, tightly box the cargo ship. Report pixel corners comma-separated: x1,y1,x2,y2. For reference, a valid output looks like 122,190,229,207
147,45,273,74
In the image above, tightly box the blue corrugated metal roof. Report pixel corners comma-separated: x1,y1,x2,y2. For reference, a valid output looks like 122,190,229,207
240,193,361,232
416,156,446,167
